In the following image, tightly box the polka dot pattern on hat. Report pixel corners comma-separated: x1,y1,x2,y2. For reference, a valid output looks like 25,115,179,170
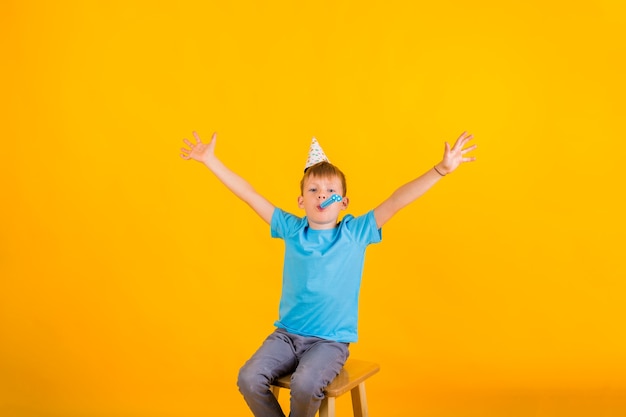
304,137,330,171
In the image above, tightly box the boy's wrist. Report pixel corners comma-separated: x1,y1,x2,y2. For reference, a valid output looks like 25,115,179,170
203,154,218,168
433,163,447,176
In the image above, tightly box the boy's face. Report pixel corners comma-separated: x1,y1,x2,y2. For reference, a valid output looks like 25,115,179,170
298,174,349,230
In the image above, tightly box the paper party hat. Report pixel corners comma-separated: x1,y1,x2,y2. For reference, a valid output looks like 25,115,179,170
304,137,330,172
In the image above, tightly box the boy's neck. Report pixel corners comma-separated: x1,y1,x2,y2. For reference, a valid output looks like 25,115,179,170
306,218,340,230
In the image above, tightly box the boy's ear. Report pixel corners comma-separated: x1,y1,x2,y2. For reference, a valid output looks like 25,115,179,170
297,195,305,209
341,197,349,210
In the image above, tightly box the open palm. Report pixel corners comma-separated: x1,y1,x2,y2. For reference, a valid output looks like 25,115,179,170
180,132,216,164
440,131,477,174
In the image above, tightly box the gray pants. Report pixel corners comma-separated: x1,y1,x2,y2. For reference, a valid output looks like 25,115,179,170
237,328,350,417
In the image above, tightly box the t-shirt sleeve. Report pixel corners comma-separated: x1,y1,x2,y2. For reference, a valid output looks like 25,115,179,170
343,210,382,245
271,208,304,239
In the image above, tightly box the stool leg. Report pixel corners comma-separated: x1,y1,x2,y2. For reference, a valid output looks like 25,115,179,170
319,396,335,417
350,382,368,417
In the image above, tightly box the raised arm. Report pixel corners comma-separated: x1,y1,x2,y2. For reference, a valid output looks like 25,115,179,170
180,132,275,224
373,131,477,229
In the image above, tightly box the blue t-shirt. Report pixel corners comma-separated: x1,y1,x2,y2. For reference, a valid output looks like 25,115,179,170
270,208,382,343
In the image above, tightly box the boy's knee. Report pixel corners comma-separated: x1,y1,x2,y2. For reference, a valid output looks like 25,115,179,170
289,372,325,402
237,365,269,396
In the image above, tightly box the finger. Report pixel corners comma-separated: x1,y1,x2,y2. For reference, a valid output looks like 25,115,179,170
193,131,202,144
181,147,190,154
456,134,474,153
461,144,478,154
442,141,450,157
183,139,194,148
451,132,466,151
180,153,190,160
211,132,217,141
462,156,477,162
457,131,473,145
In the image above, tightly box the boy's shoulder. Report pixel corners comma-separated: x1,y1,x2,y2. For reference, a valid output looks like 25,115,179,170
271,207,306,238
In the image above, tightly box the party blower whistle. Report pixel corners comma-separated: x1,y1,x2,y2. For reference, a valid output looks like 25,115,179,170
320,194,343,209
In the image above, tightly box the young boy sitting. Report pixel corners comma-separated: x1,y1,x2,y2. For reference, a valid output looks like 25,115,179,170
180,132,476,417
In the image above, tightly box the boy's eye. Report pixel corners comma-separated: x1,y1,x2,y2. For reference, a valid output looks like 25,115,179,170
329,189,335,193
308,188,317,192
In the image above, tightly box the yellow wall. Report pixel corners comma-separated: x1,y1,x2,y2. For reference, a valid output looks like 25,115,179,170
2,1,625,416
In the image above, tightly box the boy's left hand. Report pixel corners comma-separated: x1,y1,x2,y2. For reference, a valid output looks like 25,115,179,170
437,131,477,175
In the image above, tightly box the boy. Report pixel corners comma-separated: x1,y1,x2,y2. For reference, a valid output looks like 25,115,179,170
180,132,476,417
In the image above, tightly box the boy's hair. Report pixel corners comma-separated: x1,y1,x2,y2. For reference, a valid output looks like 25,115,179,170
300,161,347,196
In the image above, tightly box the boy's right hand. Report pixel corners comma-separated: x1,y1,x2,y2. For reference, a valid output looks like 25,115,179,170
180,131,216,165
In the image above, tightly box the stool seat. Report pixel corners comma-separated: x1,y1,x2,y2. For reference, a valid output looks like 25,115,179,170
271,359,379,417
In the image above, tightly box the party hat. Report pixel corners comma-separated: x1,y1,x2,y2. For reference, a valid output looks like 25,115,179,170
304,137,330,172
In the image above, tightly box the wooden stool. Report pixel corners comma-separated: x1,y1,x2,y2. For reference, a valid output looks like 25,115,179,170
271,359,379,417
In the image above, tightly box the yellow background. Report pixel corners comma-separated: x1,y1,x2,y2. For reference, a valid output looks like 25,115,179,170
2,1,625,416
